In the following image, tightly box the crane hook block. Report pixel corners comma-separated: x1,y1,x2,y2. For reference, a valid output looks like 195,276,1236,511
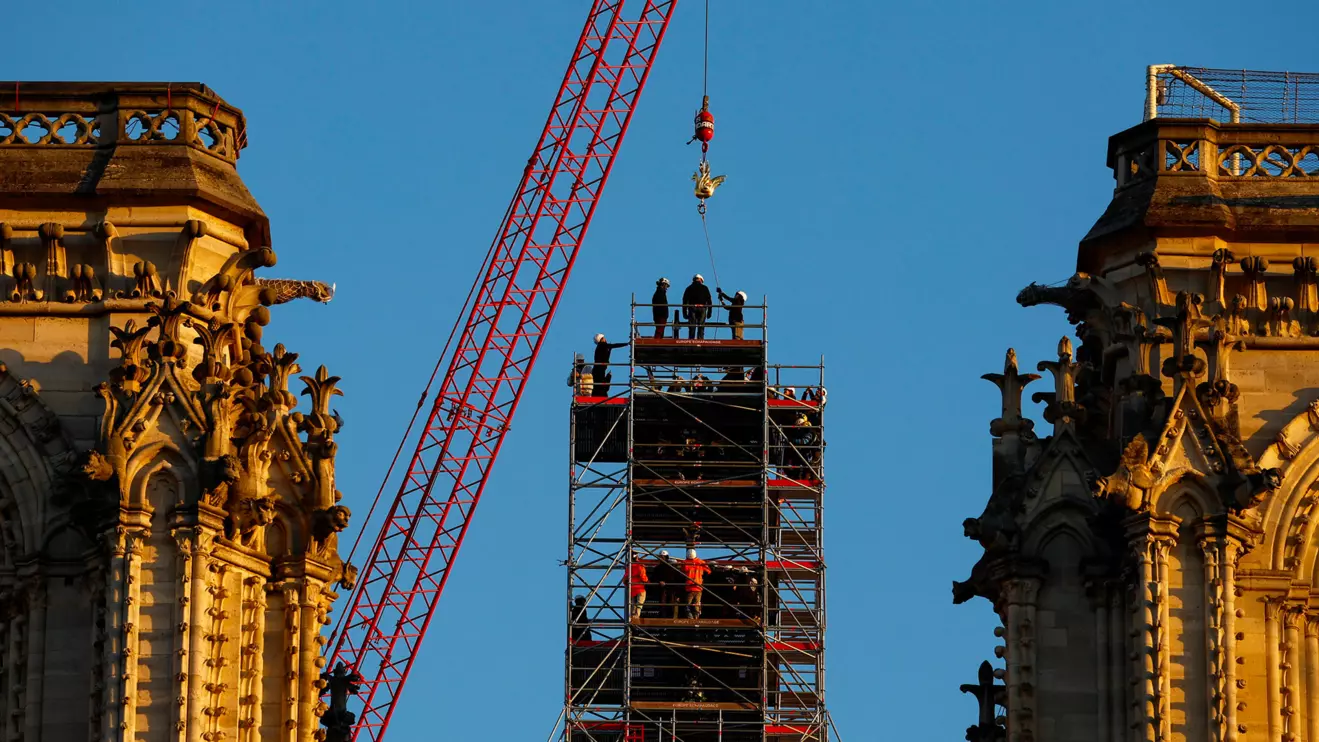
692,95,714,146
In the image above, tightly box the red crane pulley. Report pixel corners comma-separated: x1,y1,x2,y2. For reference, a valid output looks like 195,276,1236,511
693,95,714,150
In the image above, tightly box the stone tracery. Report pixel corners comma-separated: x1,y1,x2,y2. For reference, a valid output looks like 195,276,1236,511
0,82,347,742
959,112,1319,741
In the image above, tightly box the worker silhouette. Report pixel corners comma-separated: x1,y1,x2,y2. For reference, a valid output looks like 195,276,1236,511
682,274,713,339
656,549,683,618
651,277,670,339
717,287,747,339
592,333,628,397
570,595,592,642
629,550,649,620
681,548,711,618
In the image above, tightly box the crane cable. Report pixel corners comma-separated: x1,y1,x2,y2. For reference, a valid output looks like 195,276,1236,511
697,0,722,291
701,209,720,291
702,0,709,103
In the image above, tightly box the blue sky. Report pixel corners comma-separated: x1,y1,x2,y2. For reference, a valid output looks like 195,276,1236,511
11,0,1319,738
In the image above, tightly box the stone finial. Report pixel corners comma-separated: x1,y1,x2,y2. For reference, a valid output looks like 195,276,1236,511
1158,292,1207,383
1036,337,1086,431
319,662,363,742
107,321,153,395
983,349,1041,438
959,660,1006,740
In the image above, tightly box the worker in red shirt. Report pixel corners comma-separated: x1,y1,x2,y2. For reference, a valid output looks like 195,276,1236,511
629,551,649,620
682,548,712,619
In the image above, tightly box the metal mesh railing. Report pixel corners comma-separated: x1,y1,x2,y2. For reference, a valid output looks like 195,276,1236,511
1148,65,1319,124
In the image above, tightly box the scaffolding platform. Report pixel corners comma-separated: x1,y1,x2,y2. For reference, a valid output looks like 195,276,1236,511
631,617,760,628
631,701,760,711
633,336,765,367
562,301,832,742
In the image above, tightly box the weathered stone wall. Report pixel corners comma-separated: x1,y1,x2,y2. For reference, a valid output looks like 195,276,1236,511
0,83,346,742
958,118,1319,741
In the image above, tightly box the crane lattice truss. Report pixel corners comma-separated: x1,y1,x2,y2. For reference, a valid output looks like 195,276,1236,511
330,3,678,740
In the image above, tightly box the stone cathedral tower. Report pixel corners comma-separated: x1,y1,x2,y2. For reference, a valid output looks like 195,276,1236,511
0,82,351,742
957,68,1319,741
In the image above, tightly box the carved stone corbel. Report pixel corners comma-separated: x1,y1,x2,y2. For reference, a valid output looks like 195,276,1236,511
1208,248,1236,312
38,222,65,301
1269,296,1300,338
1226,295,1252,336
131,260,162,298
11,261,38,302
65,263,101,303
193,245,277,312
1135,251,1174,310
1293,256,1318,334
1240,256,1270,318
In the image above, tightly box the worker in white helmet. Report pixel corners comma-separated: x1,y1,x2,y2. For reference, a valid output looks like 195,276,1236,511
591,333,628,397
681,548,711,619
716,286,748,339
651,278,671,339
655,549,682,618
682,274,713,339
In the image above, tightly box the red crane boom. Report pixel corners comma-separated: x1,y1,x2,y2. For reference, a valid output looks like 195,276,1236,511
330,2,678,740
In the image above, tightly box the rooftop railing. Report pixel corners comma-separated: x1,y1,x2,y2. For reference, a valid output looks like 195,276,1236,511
1111,118,1319,189
1146,65,1319,124
0,82,246,163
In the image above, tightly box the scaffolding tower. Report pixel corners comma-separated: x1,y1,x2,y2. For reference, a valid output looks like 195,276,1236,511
562,301,832,742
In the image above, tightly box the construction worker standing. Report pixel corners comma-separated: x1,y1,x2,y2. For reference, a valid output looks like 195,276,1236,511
651,278,670,339
629,552,650,620
592,334,628,397
681,548,711,619
656,549,683,618
716,287,747,339
570,595,593,642
682,274,713,339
